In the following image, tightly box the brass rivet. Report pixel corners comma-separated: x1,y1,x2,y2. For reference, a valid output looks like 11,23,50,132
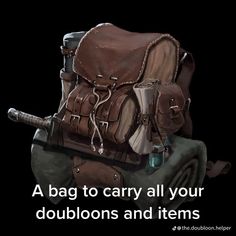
113,174,119,180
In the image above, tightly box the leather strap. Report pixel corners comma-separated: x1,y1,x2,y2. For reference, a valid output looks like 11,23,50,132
176,49,195,137
60,69,77,82
176,49,195,97
62,130,142,166
206,160,231,178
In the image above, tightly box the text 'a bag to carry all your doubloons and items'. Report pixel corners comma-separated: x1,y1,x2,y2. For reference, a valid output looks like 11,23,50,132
32,184,204,220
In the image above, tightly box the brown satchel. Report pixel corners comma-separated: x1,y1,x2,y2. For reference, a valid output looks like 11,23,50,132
56,23,195,164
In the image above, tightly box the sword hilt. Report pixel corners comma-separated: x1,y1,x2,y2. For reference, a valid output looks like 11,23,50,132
7,108,51,130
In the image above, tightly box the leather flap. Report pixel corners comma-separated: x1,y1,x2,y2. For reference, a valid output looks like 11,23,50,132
73,23,179,89
157,84,185,114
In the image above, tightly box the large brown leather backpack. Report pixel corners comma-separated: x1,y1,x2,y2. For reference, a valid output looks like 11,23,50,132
7,23,229,214
53,23,195,166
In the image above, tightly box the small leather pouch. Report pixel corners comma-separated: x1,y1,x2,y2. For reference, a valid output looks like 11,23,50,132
155,83,185,135
72,156,124,188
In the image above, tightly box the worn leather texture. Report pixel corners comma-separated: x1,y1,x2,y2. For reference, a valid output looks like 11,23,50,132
154,83,185,136
72,155,123,188
175,50,195,137
73,23,179,89
57,23,195,162
62,128,143,166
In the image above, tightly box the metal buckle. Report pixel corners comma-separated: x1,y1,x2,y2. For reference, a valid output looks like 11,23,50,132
99,121,109,132
110,76,118,80
71,114,81,123
169,105,179,110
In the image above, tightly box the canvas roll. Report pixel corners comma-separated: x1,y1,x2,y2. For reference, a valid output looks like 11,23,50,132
129,79,157,154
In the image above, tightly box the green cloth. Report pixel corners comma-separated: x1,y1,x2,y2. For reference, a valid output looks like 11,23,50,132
31,129,75,204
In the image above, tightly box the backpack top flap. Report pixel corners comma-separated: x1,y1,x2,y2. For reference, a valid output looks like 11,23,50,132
73,23,180,89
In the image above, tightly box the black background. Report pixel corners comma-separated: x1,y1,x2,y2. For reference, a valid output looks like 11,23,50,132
1,2,234,232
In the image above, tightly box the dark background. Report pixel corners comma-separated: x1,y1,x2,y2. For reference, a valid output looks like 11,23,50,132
1,2,234,232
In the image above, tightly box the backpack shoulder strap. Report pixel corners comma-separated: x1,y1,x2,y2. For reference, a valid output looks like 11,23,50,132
176,49,195,98
176,49,195,137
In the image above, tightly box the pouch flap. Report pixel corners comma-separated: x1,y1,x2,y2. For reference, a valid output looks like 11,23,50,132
73,23,179,89
157,84,185,114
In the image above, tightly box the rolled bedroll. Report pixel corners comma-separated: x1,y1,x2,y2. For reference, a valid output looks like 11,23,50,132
31,129,207,214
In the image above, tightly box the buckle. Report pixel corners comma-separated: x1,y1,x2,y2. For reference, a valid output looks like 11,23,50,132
70,114,81,123
99,121,109,132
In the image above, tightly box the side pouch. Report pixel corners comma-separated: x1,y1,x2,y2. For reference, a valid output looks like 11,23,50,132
72,156,124,188
154,83,185,136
